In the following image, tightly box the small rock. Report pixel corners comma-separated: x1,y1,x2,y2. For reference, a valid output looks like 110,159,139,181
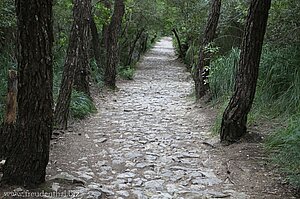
117,172,136,178
93,138,108,143
125,151,142,159
99,187,115,196
87,190,102,199
14,187,23,192
136,162,154,169
49,172,86,184
144,179,165,190
51,182,60,192
117,190,130,197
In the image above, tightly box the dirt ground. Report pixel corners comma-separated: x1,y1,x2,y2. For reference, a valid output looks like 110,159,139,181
0,37,297,199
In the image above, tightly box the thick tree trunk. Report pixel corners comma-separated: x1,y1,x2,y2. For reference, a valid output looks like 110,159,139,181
127,28,144,66
90,15,102,70
193,0,221,100
104,0,125,88
73,47,91,96
2,0,53,186
172,28,184,59
54,0,91,130
220,0,271,143
73,0,91,96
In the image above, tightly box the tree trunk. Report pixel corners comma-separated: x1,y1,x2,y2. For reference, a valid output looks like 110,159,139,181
104,0,125,88
193,0,221,100
220,0,271,144
100,0,111,72
127,28,144,66
54,0,91,130
90,15,102,70
73,0,91,96
2,0,53,186
172,28,184,59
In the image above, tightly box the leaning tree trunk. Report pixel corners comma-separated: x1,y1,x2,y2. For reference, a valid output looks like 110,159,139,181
54,0,91,130
220,0,271,143
104,0,125,88
193,0,221,100
127,28,145,66
2,0,53,186
172,28,184,59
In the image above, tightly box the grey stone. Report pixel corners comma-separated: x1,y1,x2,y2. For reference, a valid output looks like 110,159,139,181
87,190,102,199
117,172,136,178
144,179,165,190
117,190,130,197
93,138,108,143
49,172,86,184
124,151,143,159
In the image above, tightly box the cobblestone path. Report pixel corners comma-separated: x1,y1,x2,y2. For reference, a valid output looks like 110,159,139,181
46,38,292,199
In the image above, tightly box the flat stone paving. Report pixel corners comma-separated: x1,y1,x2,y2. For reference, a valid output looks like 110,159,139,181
47,38,266,199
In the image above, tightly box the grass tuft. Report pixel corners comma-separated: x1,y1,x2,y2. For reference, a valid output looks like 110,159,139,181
118,66,135,80
70,90,97,119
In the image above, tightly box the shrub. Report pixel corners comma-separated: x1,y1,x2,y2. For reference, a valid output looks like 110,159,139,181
70,90,97,119
265,116,300,187
118,66,135,80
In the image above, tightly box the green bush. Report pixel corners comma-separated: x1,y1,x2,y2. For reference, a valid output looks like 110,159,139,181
209,48,240,100
0,48,16,124
118,66,135,80
70,90,97,119
265,116,300,187
255,44,300,116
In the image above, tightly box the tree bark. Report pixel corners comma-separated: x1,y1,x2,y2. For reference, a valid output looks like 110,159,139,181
2,0,53,186
90,15,102,70
220,0,271,144
193,0,221,100
100,0,111,69
73,1,91,96
172,28,184,59
104,0,125,88
127,28,144,66
54,0,91,130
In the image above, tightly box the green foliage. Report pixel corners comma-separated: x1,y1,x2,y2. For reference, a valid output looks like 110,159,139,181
90,59,104,87
265,116,300,187
209,48,240,99
0,0,15,34
70,90,97,119
255,44,300,116
118,66,135,80
0,47,16,124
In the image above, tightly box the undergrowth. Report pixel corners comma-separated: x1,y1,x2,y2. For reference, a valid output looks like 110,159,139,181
209,44,300,187
70,90,97,119
118,65,135,80
0,47,16,124
265,116,300,188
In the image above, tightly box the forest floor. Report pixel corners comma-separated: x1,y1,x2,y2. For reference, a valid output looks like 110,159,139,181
0,37,296,199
